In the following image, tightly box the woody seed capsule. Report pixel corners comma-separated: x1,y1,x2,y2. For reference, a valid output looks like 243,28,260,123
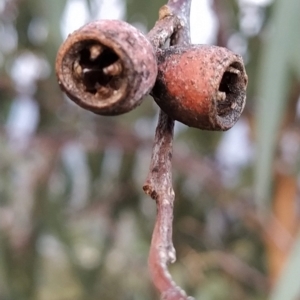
152,45,248,131
56,20,157,115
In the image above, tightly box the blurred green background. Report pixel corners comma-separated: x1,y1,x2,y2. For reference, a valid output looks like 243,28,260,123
0,0,300,299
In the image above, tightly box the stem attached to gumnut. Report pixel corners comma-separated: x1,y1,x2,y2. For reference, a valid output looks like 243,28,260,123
144,2,194,299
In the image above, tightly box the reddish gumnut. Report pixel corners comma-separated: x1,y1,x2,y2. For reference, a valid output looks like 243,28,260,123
55,20,157,115
152,45,248,131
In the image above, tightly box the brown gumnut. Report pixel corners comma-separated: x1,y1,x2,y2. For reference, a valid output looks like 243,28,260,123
55,20,157,115
152,45,248,131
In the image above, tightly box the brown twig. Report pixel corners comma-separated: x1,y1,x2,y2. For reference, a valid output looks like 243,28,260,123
144,111,182,300
143,1,193,299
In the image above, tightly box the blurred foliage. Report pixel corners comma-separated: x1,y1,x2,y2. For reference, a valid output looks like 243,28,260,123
0,0,300,300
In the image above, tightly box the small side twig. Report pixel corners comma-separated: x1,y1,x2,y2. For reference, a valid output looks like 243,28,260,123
144,1,193,299
147,12,181,49
167,0,191,45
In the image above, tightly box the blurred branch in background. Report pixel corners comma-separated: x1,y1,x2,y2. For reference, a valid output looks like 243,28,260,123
0,0,300,299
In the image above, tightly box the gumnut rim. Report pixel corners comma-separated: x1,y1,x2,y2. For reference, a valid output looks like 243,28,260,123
152,45,248,131
55,19,158,116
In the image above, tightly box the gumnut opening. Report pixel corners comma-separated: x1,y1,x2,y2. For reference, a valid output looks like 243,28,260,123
152,45,248,131
56,20,158,115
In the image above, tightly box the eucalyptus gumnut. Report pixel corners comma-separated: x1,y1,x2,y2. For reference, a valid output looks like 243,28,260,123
55,20,157,115
152,45,248,131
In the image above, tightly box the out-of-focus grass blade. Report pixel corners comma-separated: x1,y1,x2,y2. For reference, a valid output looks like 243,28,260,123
292,37,300,80
254,0,300,214
270,230,300,300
